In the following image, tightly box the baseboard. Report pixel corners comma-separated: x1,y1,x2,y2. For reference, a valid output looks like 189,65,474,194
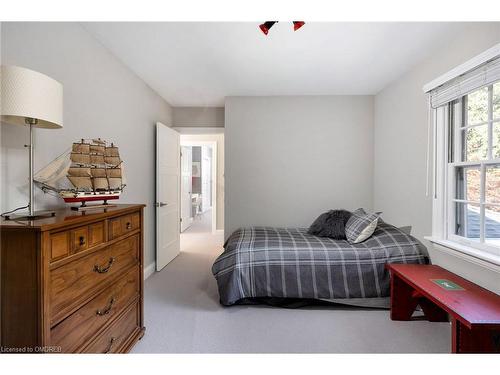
144,262,156,280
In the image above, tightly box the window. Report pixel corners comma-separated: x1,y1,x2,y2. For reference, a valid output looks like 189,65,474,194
425,45,500,263
446,81,500,256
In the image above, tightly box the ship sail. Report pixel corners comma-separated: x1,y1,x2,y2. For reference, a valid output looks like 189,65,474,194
93,177,109,190
91,168,106,177
72,142,90,153
34,149,72,187
106,165,121,190
90,154,105,165
106,167,121,178
67,176,93,190
71,152,91,165
105,145,119,157
90,144,105,155
34,138,125,205
105,156,121,166
108,177,122,190
68,167,91,177
92,138,106,145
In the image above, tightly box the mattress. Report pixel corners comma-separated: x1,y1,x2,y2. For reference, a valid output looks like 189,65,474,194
212,222,428,307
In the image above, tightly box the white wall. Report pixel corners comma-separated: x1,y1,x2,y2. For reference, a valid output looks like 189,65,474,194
225,96,374,237
173,107,224,127
180,133,224,231
0,22,173,269
374,23,500,291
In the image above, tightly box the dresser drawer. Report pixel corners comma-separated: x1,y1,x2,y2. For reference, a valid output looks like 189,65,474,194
108,212,140,240
50,221,106,262
50,231,70,262
51,266,140,352
50,234,139,325
83,301,141,353
71,221,106,253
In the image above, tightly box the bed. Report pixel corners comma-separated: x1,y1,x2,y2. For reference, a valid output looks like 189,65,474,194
212,221,428,307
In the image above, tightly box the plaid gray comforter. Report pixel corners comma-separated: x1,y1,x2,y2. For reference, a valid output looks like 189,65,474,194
212,223,428,306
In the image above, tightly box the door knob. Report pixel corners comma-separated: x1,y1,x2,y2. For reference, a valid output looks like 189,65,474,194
156,202,168,207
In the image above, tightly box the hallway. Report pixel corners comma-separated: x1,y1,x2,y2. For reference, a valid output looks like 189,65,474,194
183,208,213,234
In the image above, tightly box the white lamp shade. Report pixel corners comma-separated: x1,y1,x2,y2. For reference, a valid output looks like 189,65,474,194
1,65,63,129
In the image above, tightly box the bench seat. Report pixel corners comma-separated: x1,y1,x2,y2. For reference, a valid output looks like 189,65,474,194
386,264,500,353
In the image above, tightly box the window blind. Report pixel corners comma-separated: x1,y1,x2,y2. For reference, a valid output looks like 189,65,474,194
429,57,500,108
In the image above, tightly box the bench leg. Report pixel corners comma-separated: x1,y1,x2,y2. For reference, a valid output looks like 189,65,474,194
390,274,419,320
451,318,461,353
452,318,500,353
418,297,449,322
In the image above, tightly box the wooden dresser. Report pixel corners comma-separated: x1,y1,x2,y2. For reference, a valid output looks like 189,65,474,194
1,204,145,353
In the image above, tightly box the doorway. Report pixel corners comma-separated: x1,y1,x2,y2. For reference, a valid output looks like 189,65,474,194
179,140,217,234
154,124,224,274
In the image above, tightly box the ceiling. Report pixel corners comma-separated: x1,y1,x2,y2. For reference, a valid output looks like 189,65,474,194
83,22,467,107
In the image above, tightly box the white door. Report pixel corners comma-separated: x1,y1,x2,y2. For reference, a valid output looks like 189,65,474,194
201,146,212,212
156,122,180,271
180,146,192,232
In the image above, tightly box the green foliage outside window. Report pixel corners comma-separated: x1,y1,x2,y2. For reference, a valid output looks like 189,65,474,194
464,82,500,213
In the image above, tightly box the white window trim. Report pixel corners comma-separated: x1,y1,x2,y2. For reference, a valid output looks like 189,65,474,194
423,43,500,93
424,237,500,268
427,99,500,267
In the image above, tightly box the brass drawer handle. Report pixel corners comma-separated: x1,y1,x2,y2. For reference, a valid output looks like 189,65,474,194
104,337,117,354
126,222,132,230
96,297,116,316
93,257,115,274
79,236,86,246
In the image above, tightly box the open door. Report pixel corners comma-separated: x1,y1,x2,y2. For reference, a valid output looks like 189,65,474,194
180,146,193,232
156,122,180,271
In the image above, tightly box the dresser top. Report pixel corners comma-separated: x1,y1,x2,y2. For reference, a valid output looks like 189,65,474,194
1,204,145,231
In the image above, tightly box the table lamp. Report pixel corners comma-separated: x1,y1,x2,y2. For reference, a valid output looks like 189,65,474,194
1,65,63,220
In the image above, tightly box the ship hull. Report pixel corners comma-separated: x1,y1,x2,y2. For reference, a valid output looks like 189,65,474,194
60,191,121,203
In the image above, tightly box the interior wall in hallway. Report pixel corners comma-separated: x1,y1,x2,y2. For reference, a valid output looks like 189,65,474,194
191,146,202,194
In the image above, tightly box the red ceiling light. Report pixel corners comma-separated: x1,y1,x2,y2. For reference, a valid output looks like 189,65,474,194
293,21,305,31
259,21,278,35
259,21,305,35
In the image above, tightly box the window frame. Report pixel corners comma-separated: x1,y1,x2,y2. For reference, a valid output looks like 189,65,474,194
434,83,500,262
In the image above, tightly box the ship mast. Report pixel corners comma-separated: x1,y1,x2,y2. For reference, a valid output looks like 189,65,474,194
67,138,123,193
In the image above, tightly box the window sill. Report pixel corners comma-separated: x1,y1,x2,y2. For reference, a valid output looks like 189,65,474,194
424,236,500,268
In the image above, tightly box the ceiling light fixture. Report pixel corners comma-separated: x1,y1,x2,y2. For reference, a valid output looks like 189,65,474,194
259,21,305,35
293,21,305,31
259,21,278,35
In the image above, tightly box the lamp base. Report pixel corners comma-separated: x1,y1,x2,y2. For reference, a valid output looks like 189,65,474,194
3,210,56,221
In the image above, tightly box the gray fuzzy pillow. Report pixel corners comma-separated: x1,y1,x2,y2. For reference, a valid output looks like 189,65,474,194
308,209,352,240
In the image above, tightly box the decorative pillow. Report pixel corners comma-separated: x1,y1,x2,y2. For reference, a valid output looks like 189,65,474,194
308,209,352,240
345,208,381,244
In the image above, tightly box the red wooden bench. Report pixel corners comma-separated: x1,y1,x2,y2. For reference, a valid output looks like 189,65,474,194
386,264,500,353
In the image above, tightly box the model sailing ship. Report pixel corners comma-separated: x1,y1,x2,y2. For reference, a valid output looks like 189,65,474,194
34,138,126,210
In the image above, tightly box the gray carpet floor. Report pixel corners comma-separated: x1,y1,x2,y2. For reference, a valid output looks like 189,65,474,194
132,212,451,353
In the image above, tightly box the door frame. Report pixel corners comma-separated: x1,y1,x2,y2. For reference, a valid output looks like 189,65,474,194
179,139,218,234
